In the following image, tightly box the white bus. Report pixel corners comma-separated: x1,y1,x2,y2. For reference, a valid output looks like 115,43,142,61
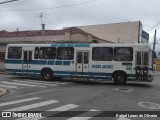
5,43,154,84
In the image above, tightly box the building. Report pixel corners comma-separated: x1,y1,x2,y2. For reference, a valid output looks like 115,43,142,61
0,27,112,51
0,27,112,70
71,21,149,43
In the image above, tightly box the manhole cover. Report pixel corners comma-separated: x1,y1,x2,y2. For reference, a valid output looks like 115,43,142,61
113,88,134,92
138,102,160,110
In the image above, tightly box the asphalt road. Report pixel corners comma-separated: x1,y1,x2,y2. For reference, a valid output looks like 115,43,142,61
0,74,160,120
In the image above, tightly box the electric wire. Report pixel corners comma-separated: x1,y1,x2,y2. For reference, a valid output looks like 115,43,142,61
0,0,101,12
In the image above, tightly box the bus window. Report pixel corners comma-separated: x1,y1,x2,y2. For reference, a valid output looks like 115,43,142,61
114,47,133,61
77,52,82,63
57,47,74,60
84,52,89,64
34,47,39,59
136,52,141,65
39,47,56,59
92,47,113,61
143,52,148,65
8,47,22,59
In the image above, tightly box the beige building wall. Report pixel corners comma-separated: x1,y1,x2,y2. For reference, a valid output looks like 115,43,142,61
76,21,142,43
0,33,96,52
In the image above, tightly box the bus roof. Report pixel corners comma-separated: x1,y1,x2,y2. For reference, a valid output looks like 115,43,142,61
7,43,151,48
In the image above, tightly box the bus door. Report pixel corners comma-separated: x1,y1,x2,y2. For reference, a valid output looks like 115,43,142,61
22,50,32,75
135,51,149,79
76,51,89,77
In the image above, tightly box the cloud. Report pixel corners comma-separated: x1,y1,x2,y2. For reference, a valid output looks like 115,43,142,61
0,0,160,39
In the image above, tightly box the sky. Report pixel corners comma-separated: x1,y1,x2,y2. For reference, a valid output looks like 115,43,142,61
0,0,160,46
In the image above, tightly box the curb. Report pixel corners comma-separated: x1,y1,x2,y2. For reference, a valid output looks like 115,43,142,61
0,87,8,97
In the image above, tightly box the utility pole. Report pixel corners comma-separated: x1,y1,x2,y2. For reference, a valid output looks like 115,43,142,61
39,12,45,35
153,29,157,53
39,12,43,25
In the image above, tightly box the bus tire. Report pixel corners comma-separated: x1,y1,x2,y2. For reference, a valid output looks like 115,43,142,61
41,69,53,81
114,72,127,85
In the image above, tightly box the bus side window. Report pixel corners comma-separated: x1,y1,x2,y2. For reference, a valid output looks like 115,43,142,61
92,47,113,61
114,47,133,61
34,47,39,59
39,47,56,59
57,47,74,60
8,47,22,59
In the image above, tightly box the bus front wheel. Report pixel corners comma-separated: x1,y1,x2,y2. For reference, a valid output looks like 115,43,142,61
41,69,53,81
114,72,127,85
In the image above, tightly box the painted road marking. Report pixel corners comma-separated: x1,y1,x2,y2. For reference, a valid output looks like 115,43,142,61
48,104,78,111
138,102,160,110
5,100,59,111
1,81,46,88
12,80,57,87
0,97,40,107
17,79,69,85
0,84,18,89
67,109,101,120
16,104,79,120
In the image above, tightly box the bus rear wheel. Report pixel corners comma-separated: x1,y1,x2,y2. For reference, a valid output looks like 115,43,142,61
114,72,127,85
41,69,53,81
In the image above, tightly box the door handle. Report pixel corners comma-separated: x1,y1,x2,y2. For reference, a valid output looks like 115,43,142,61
78,66,81,68
85,66,87,69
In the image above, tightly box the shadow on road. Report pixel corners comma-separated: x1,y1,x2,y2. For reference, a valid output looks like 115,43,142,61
9,76,153,88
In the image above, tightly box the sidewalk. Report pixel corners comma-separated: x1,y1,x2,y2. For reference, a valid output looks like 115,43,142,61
153,71,160,76
0,87,8,97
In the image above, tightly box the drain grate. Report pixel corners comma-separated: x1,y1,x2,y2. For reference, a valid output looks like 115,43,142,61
113,88,134,92
138,102,160,110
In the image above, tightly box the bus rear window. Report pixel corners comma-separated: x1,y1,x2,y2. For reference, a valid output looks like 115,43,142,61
8,47,22,59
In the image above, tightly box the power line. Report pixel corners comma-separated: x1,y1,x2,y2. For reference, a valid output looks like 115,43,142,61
0,0,101,12
148,22,160,32
0,0,19,4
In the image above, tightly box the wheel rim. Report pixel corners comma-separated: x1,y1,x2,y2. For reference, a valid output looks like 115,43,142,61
44,71,52,80
117,76,125,82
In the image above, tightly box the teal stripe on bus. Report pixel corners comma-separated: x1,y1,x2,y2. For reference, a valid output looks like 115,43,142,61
48,61,55,65
5,60,22,64
75,43,90,47
55,61,63,65
51,43,90,47
63,61,71,65
5,60,71,66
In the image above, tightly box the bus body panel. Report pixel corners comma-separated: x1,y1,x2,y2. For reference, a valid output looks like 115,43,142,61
5,43,154,82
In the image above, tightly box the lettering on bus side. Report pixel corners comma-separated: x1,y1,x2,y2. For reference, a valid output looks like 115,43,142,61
126,66,132,70
92,64,113,69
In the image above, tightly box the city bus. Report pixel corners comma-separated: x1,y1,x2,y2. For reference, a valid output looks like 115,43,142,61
5,43,154,84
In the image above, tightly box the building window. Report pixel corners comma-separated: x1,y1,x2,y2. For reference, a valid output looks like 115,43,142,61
39,47,56,59
8,47,22,59
92,47,113,61
57,47,74,60
114,47,133,61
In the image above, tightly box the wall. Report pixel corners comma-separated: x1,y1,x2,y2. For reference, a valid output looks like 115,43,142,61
76,21,141,43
